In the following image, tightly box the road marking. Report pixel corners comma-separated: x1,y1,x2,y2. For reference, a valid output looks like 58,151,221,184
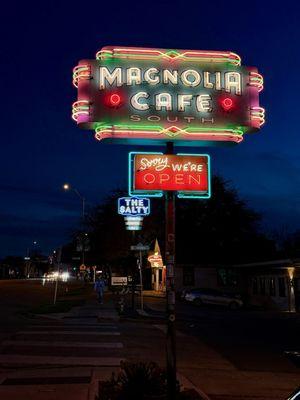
28,325,118,329
0,355,124,366
16,331,120,336
153,324,187,337
2,340,124,349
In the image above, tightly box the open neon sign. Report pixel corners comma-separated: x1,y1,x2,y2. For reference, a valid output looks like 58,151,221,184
73,46,265,146
129,152,211,199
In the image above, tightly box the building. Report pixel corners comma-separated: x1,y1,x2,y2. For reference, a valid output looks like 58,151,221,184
175,259,300,312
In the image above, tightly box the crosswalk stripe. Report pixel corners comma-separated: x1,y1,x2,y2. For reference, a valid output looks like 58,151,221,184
16,331,120,336
2,340,124,348
27,325,118,329
0,355,124,366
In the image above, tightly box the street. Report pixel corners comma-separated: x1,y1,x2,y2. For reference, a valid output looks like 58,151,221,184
0,281,299,399
143,296,300,372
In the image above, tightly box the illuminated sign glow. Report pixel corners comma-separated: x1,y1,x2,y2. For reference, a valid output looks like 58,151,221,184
129,152,211,199
73,46,265,146
118,197,150,216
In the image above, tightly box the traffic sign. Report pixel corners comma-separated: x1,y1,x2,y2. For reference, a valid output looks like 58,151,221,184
131,243,150,251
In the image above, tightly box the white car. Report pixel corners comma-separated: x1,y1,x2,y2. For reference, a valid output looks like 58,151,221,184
184,288,243,309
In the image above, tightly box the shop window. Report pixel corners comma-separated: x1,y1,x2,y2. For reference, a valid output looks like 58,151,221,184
260,277,266,295
278,277,286,297
269,277,276,296
252,277,258,294
183,267,195,286
217,268,238,287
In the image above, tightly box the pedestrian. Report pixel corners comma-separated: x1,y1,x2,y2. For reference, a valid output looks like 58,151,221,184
94,276,105,304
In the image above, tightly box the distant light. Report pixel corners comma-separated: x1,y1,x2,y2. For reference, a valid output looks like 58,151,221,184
24,257,30,261
63,183,70,190
61,272,70,282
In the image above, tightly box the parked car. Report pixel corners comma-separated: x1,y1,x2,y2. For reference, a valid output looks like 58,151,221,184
287,387,300,399
184,288,243,309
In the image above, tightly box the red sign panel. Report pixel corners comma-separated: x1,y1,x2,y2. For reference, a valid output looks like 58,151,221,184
133,154,210,196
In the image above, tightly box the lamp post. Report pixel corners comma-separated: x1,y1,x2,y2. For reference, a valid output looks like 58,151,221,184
25,241,38,277
63,183,85,219
63,183,86,267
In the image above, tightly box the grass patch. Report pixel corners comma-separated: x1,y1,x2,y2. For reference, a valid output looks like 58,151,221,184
29,299,85,314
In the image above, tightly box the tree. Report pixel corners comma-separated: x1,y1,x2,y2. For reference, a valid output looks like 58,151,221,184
82,177,276,270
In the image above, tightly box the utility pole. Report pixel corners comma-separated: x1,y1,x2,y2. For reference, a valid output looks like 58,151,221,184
138,250,144,310
165,142,177,400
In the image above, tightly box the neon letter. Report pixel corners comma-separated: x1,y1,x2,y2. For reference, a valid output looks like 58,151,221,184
131,92,149,110
225,72,241,95
163,70,178,85
181,70,201,87
178,94,193,111
196,94,212,112
99,67,122,89
204,72,213,89
155,93,172,111
144,68,159,85
127,68,142,85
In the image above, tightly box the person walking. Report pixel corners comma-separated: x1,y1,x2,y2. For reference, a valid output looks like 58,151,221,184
94,276,105,304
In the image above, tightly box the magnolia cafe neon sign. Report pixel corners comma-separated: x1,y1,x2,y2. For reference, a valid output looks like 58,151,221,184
72,46,265,146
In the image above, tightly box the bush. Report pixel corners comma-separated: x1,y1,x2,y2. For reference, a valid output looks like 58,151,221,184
96,362,204,399
97,361,167,400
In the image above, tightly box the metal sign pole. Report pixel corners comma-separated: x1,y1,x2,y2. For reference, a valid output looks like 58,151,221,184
53,275,59,305
165,142,176,399
139,250,144,310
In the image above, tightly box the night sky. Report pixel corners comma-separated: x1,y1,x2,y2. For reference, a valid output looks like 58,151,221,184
1,0,300,257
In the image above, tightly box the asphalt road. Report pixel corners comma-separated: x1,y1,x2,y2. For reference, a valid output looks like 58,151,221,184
0,279,89,336
143,296,300,372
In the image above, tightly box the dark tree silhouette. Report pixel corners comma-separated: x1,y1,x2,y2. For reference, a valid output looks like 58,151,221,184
75,177,276,269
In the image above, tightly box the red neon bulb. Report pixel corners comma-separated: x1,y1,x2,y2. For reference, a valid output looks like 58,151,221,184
221,97,234,111
109,93,121,106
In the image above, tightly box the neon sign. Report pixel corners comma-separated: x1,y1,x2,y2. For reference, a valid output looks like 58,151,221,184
118,197,150,216
129,152,211,199
73,46,265,146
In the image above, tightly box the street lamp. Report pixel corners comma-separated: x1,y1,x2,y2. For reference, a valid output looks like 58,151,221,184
63,183,85,218
63,183,87,267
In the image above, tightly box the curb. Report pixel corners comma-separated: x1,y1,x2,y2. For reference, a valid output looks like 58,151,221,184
177,372,211,400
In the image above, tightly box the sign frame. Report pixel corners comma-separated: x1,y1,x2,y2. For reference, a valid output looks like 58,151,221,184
118,196,150,216
72,46,265,147
128,151,211,199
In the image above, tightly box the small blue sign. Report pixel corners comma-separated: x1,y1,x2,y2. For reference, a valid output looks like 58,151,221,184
118,197,150,216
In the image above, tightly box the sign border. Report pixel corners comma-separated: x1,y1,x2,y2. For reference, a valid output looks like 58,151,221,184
128,151,211,199
118,196,151,216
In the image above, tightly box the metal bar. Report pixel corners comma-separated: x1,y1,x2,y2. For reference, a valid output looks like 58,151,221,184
165,141,177,399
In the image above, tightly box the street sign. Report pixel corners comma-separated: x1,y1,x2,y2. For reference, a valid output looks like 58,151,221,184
118,197,150,216
131,243,150,251
129,152,211,199
111,276,128,286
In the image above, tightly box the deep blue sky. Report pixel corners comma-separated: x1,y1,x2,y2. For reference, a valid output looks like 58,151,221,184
1,0,300,257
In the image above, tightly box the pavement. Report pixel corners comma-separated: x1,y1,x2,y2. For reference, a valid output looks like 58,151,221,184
0,289,299,400
139,297,300,400
0,296,123,400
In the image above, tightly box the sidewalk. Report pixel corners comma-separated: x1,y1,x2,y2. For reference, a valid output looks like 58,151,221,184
0,295,123,400
133,301,300,399
143,290,166,298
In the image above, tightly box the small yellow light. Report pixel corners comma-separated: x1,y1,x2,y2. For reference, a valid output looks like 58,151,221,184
63,183,70,190
288,267,295,280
